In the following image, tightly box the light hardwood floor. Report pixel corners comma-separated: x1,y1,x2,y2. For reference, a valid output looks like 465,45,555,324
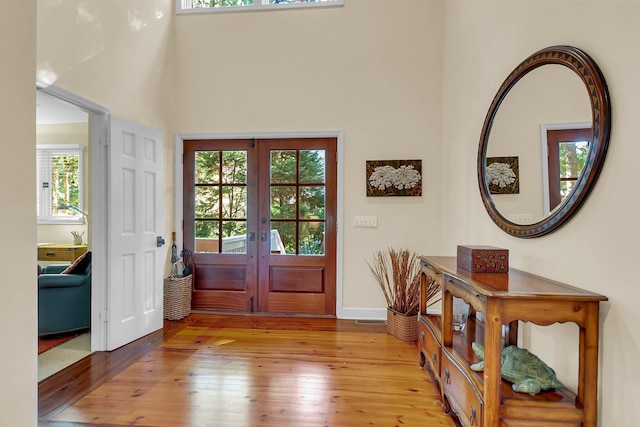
39,314,457,427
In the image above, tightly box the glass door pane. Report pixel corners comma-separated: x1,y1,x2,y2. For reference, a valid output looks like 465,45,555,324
194,150,248,254
558,140,588,201
269,149,326,255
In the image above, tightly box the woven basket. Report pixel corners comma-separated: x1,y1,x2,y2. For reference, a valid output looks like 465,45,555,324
163,275,192,320
386,307,418,342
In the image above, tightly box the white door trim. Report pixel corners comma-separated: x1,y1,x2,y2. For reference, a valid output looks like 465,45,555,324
175,131,345,318
36,81,111,351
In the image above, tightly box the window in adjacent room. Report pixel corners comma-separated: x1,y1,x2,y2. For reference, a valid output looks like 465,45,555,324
177,0,343,13
37,145,85,224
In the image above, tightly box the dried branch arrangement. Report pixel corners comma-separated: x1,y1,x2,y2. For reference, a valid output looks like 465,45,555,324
366,248,440,316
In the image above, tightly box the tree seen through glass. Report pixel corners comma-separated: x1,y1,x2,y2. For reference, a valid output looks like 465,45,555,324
270,150,326,255
191,0,254,7
50,154,80,217
193,148,327,255
189,0,334,6
559,140,588,200
194,150,248,253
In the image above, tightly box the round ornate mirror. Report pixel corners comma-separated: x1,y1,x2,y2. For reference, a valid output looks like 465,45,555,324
478,45,611,238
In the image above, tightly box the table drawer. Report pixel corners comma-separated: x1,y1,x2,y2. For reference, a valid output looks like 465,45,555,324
442,353,483,427
419,319,441,376
38,245,87,262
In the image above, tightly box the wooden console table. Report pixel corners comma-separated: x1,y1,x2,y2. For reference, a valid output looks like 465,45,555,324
38,244,87,262
418,256,607,427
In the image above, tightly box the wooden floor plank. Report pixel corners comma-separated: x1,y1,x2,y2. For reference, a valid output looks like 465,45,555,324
39,314,456,427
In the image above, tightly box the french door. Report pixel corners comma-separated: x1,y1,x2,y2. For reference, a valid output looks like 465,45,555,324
183,138,336,315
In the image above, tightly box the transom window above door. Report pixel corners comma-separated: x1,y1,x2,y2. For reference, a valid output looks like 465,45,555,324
177,0,343,14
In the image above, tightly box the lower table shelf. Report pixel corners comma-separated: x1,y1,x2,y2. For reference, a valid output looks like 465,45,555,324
419,313,586,427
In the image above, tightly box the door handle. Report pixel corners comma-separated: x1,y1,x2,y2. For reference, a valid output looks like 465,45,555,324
157,236,165,247
261,232,267,241
248,232,255,242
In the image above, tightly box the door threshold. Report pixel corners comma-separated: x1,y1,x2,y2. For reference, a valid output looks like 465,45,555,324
190,309,336,319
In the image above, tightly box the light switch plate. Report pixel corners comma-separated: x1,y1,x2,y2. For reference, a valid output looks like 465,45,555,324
508,213,533,225
354,216,378,228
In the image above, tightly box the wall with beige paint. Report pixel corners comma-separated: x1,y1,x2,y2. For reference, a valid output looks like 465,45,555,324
442,2,640,426
174,0,446,312
36,0,177,276
28,1,637,426
36,0,176,130
0,2,37,426
36,0,445,314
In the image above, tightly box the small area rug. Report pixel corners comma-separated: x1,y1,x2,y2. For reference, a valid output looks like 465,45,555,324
38,330,87,354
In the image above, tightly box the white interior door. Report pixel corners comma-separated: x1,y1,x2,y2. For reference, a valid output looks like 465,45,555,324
107,116,164,350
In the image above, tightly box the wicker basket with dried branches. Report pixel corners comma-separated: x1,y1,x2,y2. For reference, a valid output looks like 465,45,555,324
367,248,440,341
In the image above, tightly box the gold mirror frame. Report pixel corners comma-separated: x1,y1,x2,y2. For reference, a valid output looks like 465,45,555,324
478,45,611,238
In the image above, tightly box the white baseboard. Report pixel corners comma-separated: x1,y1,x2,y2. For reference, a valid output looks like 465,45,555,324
339,307,387,321
337,307,442,320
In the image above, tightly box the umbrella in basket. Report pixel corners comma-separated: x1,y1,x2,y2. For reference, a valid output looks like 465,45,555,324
182,249,193,277
171,242,180,264
171,240,183,278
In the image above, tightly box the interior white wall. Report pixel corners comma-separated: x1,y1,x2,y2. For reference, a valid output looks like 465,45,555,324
174,0,445,315
0,2,37,425
442,2,640,426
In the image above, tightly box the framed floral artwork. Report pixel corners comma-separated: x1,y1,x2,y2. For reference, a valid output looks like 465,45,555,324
486,156,519,194
366,159,422,197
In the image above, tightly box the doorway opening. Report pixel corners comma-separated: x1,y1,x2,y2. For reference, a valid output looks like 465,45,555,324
36,90,92,380
36,83,111,381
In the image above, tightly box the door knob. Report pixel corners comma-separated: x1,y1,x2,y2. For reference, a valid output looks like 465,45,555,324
157,236,165,247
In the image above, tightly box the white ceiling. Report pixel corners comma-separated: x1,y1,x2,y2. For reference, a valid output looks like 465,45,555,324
36,90,89,124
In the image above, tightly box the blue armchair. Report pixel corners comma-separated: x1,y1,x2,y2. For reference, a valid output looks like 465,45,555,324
38,258,91,336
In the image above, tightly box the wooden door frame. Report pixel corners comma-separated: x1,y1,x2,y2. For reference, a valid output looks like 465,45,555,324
539,121,591,216
546,127,592,212
175,131,344,317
